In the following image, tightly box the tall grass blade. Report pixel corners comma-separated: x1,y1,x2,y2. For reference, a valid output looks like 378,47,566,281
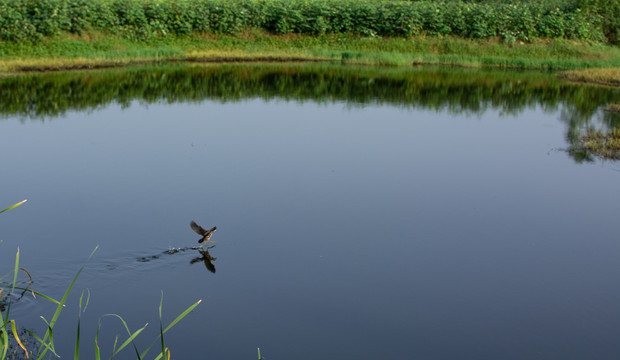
162,299,202,333
24,330,59,358
110,335,118,359
9,287,61,306
0,200,27,214
152,347,170,360
18,268,35,299
159,293,166,358
112,326,146,356
75,311,80,360
0,248,23,358
37,247,98,360
35,318,57,358
49,247,98,328
139,299,202,359
75,289,90,360
0,315,9,359
99,304,145,360
19,290,62,306
94,322,101,360
10,320,29,358
99,314,147,358
11,248,20,296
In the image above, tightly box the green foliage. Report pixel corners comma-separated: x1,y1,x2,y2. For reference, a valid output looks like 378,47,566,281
577,0,620,44
0,0,612,43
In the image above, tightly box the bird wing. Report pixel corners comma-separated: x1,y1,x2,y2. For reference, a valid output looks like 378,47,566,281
190,221,208,235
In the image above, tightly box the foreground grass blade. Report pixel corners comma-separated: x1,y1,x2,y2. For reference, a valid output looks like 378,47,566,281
95,322,101,360
99,314,147,359
75,289,90,360
162,299,202,333
11,248,20,296
159,294,166,358
24,330,59,358
112,325,147,357
37,246,98,360
0,200,27,214
50,247,98,328
152,347,170,360
11,288,62,306
0,248,23,354
38,317,56,356
0,315,9,359
110,336,119,359
140,298,202,359
10,320,29,359
18,268,35,299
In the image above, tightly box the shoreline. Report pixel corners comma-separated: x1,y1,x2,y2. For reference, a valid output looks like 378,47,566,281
0,33,618,86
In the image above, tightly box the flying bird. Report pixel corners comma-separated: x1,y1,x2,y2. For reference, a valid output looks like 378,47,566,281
190,221,217,247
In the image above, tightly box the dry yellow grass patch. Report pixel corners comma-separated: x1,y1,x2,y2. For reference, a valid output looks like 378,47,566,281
0,57,144,75
607,104,620,113
559,68,620,87
0,51,330,76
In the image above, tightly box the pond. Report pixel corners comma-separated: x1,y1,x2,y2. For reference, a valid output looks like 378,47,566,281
1,63,619,360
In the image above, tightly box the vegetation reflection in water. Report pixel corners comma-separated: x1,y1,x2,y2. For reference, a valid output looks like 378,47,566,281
0,63,618,161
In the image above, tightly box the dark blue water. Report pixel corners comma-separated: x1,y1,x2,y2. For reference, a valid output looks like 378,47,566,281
1,65,619,360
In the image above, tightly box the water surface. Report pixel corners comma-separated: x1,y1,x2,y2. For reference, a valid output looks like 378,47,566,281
1,64,619,360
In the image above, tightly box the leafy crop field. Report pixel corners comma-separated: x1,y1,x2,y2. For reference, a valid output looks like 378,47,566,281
0,0,616,43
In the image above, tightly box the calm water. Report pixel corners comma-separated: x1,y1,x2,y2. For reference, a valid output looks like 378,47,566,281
1,64,619,360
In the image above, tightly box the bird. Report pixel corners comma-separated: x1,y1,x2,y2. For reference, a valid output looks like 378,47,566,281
190,221,217,247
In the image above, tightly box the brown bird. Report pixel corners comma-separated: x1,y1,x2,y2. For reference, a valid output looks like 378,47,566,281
190,221,217,247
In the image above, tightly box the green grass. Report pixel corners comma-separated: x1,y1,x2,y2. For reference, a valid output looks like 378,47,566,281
0,31,619,76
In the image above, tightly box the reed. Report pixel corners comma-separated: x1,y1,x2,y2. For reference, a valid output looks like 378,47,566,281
0,247,201,359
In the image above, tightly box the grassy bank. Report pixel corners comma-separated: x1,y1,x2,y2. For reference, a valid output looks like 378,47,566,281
1,31,619,76
0,0,611,43
0,0,618,81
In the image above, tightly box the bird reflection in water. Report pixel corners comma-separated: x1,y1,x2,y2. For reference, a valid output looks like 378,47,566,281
190,246,217,274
